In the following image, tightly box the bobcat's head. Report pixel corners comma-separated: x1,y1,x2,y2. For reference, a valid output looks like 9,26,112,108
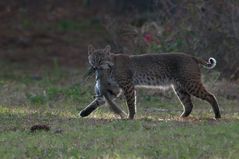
88,45,113,70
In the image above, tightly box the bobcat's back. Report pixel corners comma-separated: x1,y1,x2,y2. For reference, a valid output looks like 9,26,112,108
112,53,202,88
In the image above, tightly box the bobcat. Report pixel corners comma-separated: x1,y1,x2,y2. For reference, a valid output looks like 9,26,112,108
80,65,126,118
87,45,221,120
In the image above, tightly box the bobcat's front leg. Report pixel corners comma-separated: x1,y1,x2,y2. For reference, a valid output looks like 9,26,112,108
121,82,136,119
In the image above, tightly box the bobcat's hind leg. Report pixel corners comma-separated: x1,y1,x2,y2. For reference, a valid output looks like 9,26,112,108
186,82,221,119
174,86,193,117
79,97,105,117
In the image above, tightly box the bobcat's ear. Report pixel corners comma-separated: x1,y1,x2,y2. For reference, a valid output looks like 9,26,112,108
104,45,111,54
88,44,95,55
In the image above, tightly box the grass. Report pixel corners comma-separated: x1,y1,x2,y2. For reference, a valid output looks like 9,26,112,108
0,62,239,159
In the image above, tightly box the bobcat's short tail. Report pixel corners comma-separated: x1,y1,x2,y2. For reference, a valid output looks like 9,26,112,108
193,57,216,69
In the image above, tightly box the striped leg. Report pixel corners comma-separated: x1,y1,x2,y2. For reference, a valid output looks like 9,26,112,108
189,85,221,119
174,87,193,117
121,82,136,119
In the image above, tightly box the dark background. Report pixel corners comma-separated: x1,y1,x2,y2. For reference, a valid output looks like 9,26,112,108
0,0,239,80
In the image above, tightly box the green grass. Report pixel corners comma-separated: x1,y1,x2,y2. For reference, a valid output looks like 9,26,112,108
0,62,239,159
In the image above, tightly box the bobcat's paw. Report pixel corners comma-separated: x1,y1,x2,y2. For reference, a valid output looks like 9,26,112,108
215,114,221,119
127,115,135,120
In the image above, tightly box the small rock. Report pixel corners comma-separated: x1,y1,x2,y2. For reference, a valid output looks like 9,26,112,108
30,124,50,133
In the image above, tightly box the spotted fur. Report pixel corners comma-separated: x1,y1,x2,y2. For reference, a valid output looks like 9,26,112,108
87,45,221,119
